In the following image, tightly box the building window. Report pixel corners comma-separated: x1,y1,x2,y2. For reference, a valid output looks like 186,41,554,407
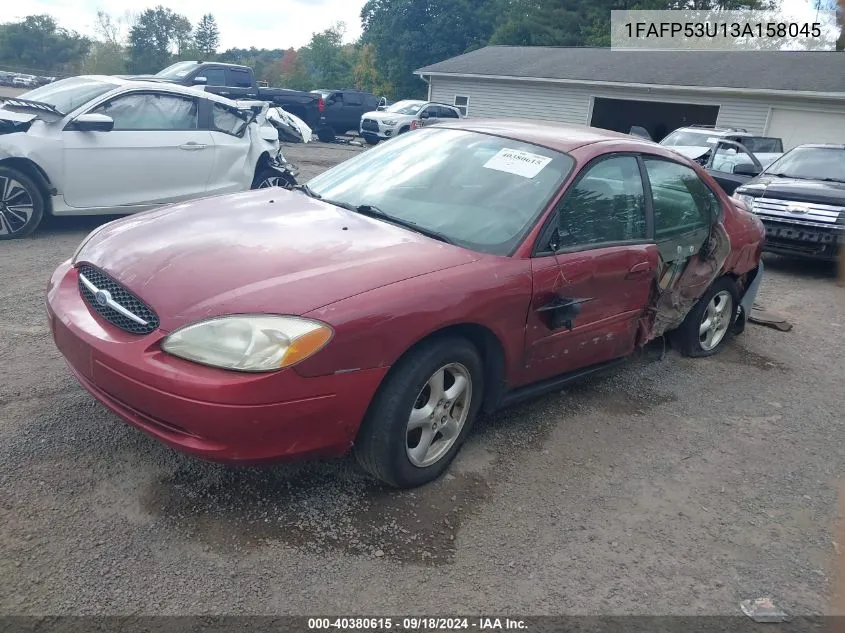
454,95,469,117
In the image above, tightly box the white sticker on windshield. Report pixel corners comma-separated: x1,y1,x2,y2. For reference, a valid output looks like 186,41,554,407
483,148,552,179
706,137,719,144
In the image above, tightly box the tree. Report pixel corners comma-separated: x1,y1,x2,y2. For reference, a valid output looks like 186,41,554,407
194,14,220,58
353,43,393,96
0,14,90,74
361,0,503,98
278,47,314,90
305,23,355,87
127,6,193,74
83,10,127,74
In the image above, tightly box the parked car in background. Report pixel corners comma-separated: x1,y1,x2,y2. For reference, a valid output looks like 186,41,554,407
310,89,386,142
148,61,325,133
49,120,763,488
733,144,845,260
0,75,289,239
660,125,783,167
359,100,462,145
702,139,768,195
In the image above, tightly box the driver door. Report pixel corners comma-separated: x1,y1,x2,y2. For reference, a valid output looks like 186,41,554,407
705,140,763,195
417,105,441,129
62,91,214,209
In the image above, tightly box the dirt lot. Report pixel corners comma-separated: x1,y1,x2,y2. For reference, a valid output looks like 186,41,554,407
1,141,844,616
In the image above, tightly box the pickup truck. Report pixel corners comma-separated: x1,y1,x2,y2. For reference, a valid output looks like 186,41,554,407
149,61,325,132
311,88,386,142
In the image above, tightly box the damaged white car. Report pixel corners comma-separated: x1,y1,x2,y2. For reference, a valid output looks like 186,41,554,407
0,76,295,239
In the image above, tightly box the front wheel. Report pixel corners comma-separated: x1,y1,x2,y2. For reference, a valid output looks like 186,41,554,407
354,337,484,488
252,168,296,190
363,135,380,146
317,126,335,142
0,166,44,240
670,277,739,357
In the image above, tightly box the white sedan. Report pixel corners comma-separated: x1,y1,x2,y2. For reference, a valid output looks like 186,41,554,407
0,76,284,239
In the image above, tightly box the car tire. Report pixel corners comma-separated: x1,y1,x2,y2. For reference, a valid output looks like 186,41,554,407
0,166,44,240
670,276,739,358
397,126,410,135
354,337,484,489
363,135,380,146
251,168,296,190
317,127,336,143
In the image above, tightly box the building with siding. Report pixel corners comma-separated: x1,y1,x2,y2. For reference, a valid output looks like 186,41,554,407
415,47,845,150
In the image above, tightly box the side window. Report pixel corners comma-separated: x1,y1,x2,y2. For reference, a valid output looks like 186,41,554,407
227,69,252,88
644,159,715,239
555,156,646,249
421,106,437,118
202,68,226,86
90,92,198,130
344,91,363,106
454,95,469,116
211,103,250,137
441,107,459,119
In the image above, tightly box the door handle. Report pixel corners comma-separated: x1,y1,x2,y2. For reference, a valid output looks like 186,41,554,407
179,142,208,151
626,261,654,279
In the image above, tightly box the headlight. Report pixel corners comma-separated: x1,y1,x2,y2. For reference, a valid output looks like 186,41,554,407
733,193,755,210
382,119,398,126
72,224,108,263
161,315,333,373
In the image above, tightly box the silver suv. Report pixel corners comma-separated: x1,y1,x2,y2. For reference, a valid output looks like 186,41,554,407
360,100,462,145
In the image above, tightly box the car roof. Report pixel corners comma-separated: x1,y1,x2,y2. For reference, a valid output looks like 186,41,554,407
434,118,664,153
793,143,845,149
74,75,239,106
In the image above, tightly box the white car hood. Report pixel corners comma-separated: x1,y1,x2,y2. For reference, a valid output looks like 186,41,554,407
0,108,39,124
667,145,711,160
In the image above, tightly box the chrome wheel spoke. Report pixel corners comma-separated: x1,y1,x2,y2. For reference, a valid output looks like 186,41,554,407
699,290,733,351
444,374,467,401
699,317,713,336
408,402,435,430
428,369,445,402
0,176,34,235
408,426,435,464
439,415,461,441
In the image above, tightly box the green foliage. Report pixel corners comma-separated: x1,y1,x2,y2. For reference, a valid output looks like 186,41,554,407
0,15,90,74
361,0,503,98
194,14,220,58
127,6,193,74
218,47,286,83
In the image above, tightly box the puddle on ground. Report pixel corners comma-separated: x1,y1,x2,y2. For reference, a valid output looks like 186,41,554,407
713,344,790,372
141,460,489,566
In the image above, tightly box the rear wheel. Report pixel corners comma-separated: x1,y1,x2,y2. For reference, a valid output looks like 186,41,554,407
0,166,44,240
317,126,335,142
252,168,295,190
670,277,739,357
354,337,484,488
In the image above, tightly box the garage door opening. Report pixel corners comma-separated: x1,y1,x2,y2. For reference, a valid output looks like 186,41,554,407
590,98,720,141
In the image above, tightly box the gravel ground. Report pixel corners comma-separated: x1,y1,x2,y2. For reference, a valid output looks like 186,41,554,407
1,141,844,616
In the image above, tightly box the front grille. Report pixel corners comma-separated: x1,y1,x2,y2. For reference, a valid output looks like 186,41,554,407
77,265,159,335
361,118,379,131
752,197,844,226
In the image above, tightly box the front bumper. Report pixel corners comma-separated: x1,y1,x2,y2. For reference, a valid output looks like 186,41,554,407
46,261,388,463
760,219,843,260
360,120,397,140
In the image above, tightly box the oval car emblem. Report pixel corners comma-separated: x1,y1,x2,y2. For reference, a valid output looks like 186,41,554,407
94,289,112,307
788,203,809,214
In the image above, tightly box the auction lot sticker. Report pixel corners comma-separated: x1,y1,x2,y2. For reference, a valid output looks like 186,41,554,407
483,148,552,179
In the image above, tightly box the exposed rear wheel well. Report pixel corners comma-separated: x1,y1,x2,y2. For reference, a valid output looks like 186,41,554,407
0,157,53,214
388,324,507,415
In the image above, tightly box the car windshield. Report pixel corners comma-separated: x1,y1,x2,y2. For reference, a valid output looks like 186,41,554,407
19,77,116,114
386,100,425,115
155,61,199,79
661,130,719,147
764,147,845,182
307,128,575,255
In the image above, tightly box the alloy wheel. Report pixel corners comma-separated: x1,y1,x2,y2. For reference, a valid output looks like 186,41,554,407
699,290,733,351
0,176,35,237
406,363,472,468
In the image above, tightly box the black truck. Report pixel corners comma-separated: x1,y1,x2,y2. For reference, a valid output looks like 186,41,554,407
149,61,325,131
311,89,385,142
732,144,845,260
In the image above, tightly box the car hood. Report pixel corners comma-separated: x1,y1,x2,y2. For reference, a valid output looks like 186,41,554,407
75,188,478,331
362,111,409,122
739,175,845,206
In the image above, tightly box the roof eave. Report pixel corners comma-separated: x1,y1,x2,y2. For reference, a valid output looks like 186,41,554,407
414,70,845,100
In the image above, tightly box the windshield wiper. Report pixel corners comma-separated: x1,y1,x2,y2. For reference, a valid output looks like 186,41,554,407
765,172,811,180
353,204,454,245
292,183,321,199
817,177,845,184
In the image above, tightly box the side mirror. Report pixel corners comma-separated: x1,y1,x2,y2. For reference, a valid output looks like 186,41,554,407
193,76,208,85
376,105,386,111
69,113,114,132
420,111,430,120
733,163,762,177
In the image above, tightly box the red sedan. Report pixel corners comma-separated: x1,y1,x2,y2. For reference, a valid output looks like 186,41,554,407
47,120,765,488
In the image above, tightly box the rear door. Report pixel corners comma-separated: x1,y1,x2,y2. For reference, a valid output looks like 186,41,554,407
523,155,658,382
62,90,214,208
642,157,714,264
223,67,256,100
341,90,365,132
206,101,257,195
417,105,441,129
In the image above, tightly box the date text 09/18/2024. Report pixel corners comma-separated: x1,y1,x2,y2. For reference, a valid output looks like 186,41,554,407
307,617,528,631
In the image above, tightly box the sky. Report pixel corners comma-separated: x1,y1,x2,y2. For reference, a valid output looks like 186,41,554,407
13,0,368,50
